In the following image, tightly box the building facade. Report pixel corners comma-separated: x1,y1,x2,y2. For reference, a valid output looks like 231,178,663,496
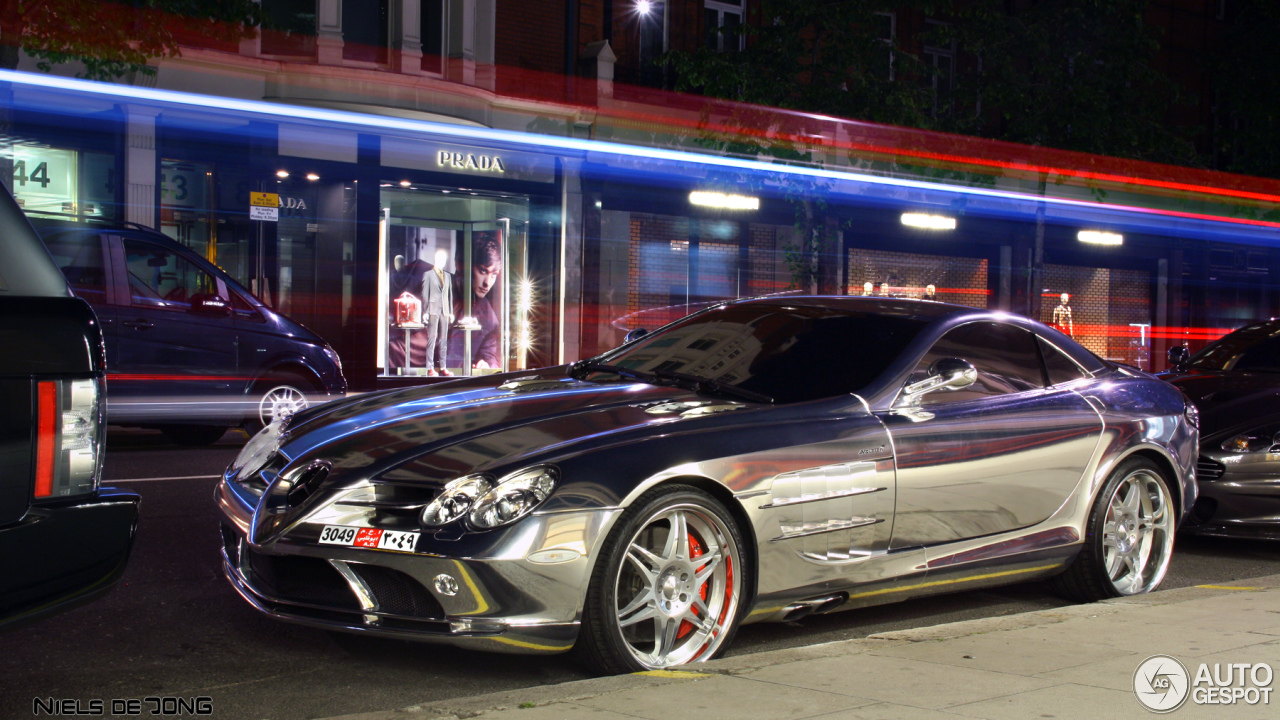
2,1,1278,392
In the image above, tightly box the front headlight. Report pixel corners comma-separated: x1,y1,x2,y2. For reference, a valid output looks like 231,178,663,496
469,465,558,529
1221,428,1280,453
232,418,289,480
420,474,491,526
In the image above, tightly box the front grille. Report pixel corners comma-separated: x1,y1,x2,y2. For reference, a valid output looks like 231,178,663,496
220,524,241,566
245,549,359,610
1197,457,1226,481
352,564,444,618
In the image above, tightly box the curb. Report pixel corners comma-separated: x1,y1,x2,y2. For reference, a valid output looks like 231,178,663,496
318,575,1280,720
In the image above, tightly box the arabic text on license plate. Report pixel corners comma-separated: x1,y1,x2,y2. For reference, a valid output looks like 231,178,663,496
377,530,419,552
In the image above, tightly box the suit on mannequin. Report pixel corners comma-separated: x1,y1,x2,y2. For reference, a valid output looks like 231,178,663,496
423,248,455,376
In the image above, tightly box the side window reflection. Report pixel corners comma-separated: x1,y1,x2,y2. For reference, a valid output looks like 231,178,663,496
122,239,218,311
912,322,1044,405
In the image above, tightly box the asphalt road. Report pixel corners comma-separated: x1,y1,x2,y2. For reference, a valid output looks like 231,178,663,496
3,428,1279,719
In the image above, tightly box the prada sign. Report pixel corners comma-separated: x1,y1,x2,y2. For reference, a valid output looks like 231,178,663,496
437,151,506,173
383,138,555,183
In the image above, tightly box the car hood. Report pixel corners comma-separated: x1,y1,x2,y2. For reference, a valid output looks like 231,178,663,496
275,369,764,486
1162,369,1280,442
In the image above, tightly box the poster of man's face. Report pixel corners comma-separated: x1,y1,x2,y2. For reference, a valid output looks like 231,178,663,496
448,229,504,371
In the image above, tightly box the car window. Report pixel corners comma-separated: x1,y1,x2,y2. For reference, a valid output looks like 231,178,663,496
122,238,218,311
1039,337,1090,385
597,303,930,404
1231,335,1280,372
230,289,265,323
912,321,1044,405
42,233,108,304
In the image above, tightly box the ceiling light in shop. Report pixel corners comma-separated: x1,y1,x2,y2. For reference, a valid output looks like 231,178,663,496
1078,230,1123,246
901,213,956,230
400,180,411,187
689,191,759,210
306,173,320,181
276,170,289,178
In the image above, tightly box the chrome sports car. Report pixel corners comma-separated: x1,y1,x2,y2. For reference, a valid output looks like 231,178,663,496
217,297,1198,672
1162,319,1280,540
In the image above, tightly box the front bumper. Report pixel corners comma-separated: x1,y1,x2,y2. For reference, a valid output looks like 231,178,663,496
1185,453,1280,540
0,488,140,629
216,474,621,654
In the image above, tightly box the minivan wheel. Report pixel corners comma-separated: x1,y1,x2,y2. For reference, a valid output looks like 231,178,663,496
161,424,228,446
246,373,311,434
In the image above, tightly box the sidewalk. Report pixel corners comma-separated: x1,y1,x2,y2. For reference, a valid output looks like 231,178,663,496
324,576,1280,720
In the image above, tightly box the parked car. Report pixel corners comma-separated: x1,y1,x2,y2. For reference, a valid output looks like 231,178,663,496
33,220,346,445
0,186,140,629
1162,321,1280,540
216,297,1197,672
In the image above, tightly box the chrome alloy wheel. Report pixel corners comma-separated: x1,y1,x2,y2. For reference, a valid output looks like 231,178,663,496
612,503,741,669
1101,468,1174,595
258,384,308,426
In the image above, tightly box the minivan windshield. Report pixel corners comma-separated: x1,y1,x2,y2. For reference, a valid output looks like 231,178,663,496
588,303,929,404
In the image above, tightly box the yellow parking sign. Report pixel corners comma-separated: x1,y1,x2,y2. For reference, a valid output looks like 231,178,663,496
249,192,278,207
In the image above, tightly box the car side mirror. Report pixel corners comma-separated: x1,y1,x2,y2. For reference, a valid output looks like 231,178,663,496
1167,346,1190,371
624,328,649,344
901,358,978,405
189,293,231,318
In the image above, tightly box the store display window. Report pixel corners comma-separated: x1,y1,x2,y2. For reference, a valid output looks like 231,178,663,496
847,248,989,308
378,185,530,377
1041,264,1151,370
7,144,115,220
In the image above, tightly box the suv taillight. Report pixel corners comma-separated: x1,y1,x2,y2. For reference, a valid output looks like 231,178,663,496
34,378,103,499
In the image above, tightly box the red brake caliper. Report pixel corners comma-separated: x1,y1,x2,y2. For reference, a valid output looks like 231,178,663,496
676,533,705,640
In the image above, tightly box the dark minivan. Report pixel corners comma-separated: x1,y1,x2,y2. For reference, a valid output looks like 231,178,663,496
0,185,140,628
34,220,347,445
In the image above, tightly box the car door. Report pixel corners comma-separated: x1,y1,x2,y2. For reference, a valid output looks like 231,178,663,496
106,235,240,423
878,321,1103,549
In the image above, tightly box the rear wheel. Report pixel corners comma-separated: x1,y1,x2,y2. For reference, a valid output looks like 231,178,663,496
160,424,227,446
244,372,312,434
1054,457,1176,601
575,484,747,674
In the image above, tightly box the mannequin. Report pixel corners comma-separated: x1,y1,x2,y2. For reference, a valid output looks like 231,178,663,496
1052,292,1074,336
924,284,937,301
862,281,873,296
422,248,455,376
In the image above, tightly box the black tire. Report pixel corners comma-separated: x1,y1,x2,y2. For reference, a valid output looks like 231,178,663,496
574,484,749,675
160,424,228,446
243,372,313,435
1053,456,1177,602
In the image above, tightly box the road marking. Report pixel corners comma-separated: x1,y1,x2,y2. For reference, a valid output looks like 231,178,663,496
108,474,222,484
1196,584,1265,591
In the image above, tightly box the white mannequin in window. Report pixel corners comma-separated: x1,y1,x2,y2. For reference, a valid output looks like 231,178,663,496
862,281,873,296
1052,292,1074,336
422,248,455,376
924,283,937,301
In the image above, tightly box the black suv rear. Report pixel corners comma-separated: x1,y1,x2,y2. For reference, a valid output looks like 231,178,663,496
0,186,140,628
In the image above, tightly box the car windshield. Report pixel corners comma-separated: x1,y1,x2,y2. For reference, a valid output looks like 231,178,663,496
1189,321,1280,372
593,303,929,404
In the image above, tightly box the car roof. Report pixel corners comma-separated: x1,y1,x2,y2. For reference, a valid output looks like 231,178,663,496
732,294,981,321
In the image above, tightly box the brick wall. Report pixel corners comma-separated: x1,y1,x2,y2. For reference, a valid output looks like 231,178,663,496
628,213,691,318
1042,264,1151,367
496,0,566,75
846,248,989,309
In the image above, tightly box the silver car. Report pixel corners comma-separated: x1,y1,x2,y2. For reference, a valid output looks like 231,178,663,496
217,297,1197,672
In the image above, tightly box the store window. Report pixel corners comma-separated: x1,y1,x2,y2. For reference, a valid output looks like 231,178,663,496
344,0,390,63
7,145,115,220
421,0,444,74
378,185,530,377
261,0,318,56
847,248,988,307
1040,264,1151,370
705,1,744,51
160,160,214,260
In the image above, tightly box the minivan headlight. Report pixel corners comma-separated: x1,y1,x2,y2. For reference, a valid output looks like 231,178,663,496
469,466,558,529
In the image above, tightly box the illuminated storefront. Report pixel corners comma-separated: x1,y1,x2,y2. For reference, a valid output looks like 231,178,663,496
4,69,1280,391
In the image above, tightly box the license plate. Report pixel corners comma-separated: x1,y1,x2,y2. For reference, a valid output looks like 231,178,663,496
318,524,418,553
